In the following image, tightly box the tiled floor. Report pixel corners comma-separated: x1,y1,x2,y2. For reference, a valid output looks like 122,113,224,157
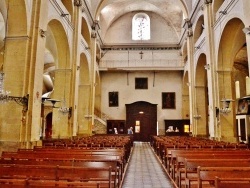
122,142,174,188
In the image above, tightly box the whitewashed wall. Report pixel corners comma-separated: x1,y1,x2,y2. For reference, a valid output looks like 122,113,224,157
100,70,183,134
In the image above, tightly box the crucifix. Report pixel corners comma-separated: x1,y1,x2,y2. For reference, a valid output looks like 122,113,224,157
139,51,143,59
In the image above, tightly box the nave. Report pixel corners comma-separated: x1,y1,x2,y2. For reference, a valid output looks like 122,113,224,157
122,142,174,188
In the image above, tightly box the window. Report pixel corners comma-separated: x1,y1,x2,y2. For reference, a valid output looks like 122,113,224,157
135,78,148,89
132,13,150,40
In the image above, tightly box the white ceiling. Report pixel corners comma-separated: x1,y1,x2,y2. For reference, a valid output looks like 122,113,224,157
94,0,190,42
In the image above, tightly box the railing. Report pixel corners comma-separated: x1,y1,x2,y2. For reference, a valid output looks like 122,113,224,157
99,59,185,70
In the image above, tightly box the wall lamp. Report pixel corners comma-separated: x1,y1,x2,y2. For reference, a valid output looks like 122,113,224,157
204,64,210,70
40,29,46,38
242,26,250,35
61,13,69,17
46,98,61,108
219,10,227,15
1,94,29,112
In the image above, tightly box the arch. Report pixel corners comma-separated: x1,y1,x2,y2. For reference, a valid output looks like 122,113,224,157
77,53,91,135
195,53,208,137
217,18,245,142
47,19,70,69
95,0,187,39
95,0,189,21
182,71,190,119
61,0,73,18
45,112,53,139
212,0,224,16
193,14,205,45
81,17,91,47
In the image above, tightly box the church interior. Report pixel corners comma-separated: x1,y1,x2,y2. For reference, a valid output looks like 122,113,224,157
1,0,250,187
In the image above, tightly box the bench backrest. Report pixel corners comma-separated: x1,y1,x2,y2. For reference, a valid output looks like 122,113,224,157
198,167,250,188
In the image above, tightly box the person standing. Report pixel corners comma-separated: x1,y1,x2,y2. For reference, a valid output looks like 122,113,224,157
128,127,133,134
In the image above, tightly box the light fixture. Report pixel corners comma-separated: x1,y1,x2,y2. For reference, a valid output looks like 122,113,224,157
39,29,46,38
219,10,227,15
0,72,29,111
47,98,60,108
193,114,201,119
204,64,210,70
220,98,234,114
242,27,250,35
194,107,201,120
61,13,69,17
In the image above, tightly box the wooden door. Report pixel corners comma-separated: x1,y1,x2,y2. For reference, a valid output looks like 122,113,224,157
126,101,157,142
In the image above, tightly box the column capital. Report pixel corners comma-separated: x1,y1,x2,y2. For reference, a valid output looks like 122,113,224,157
74,0,82,7
204,0,213,4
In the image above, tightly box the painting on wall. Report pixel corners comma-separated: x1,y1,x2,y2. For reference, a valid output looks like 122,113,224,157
135,77,148,89
109,92,118,107
162,92,175,109
237,98,250,114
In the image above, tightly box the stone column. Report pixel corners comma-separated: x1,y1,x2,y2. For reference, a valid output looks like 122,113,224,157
70,0,82,137
185,19,196,135
203,0,218,139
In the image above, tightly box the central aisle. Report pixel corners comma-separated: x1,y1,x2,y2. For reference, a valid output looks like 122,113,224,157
122,142,174,188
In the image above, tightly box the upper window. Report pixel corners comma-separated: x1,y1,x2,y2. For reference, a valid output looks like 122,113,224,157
132,13,150,41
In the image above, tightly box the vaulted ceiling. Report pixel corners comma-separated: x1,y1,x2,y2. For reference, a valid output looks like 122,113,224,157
92,0,192,43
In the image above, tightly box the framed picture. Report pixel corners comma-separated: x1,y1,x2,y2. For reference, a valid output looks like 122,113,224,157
162,92,175,109
109,92,118,107
135,77,148,89
237,98,250,114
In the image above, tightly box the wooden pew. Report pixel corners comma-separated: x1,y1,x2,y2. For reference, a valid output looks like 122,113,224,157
0,179,27,188
0,179,102,188
0,164,114,188
173,153,250,181
182,159,250,188
197,167,250,188
0,159,121,187
215,177,250,188
168,150,250,179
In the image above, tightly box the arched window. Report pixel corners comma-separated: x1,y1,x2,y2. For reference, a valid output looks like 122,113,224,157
132,13,150,40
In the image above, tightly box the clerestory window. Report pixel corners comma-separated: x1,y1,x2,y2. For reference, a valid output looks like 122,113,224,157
132,13,150,41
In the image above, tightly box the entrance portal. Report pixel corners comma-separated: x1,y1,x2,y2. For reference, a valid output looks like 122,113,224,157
126,101,157,142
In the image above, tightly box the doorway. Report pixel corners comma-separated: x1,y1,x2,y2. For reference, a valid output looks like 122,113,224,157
45,112,53,139
126,101,157,142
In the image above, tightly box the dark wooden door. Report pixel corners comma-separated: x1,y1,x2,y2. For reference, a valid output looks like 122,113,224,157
45,112,53,139
126,101,157,142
